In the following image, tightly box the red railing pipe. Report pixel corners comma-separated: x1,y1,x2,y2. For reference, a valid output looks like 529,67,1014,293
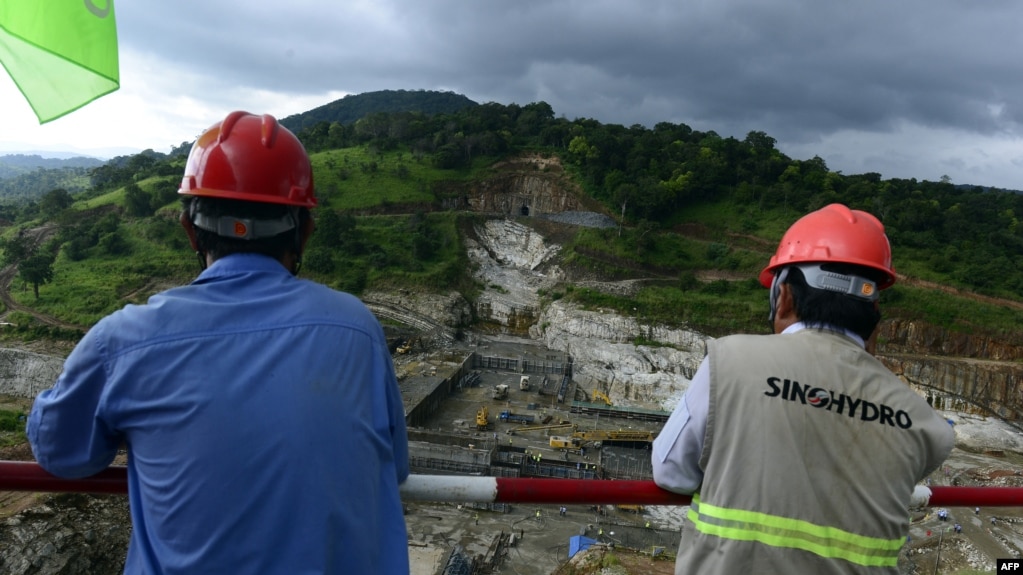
1,461,127,494
2,461,1022,508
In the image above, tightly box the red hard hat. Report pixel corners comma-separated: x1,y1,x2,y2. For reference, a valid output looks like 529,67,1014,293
759,203,896,289
178,111,316,207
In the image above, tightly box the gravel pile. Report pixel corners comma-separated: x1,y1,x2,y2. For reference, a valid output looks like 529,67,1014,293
537,211,616,229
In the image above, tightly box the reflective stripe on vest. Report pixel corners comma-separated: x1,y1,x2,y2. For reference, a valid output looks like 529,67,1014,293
688,494,903,567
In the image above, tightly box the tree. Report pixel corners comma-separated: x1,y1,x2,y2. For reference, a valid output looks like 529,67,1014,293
408,212,439,261
303,246,336,274
1,233,31,266
99,229,131,255
18,252,54,299
124,182,154,217
39,188,73,218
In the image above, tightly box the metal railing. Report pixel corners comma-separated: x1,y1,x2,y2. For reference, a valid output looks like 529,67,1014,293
1,460,1021,508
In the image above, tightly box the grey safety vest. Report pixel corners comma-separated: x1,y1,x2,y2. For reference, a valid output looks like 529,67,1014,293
676,329,954,574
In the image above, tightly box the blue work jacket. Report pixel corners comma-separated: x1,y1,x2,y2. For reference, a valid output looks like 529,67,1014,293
29,253,410,574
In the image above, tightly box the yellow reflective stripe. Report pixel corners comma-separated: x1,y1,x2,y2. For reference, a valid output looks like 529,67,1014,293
688,494,902,567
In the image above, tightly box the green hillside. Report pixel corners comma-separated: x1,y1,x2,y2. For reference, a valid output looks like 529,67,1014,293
2,93,1023,348
280,89,478,133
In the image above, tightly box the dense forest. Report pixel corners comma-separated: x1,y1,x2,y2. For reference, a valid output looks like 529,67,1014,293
0,154,104,178
288,97,1023,299
280,89,478,133
1,90,1022,341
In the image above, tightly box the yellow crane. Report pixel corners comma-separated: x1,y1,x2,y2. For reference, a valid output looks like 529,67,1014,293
507,422,577,435
571,429,655,442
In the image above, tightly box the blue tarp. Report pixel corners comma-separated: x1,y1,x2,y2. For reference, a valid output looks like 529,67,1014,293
569,535,598,558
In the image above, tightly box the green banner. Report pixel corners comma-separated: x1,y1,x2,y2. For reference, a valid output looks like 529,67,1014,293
0,0,120,124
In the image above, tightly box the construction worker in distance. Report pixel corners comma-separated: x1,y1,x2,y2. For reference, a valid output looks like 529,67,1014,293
652,204,954,574
27,112,410,574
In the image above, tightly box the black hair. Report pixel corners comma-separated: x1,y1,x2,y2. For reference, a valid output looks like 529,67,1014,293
181,196,311,263
783,264,883,341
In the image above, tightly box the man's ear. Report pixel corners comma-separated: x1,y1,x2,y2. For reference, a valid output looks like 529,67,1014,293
772,283,798,333
299,215,315,251
180,211,199,251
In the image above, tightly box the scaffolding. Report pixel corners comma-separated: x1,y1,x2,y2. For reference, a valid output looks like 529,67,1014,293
569,401,670,423
601,446,654,481
441,545,474,575
472,353,570,376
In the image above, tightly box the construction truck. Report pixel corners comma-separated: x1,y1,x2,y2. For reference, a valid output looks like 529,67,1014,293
592,390,612,406
493,384,509,400
476,406,491,430
519,375,531,391
549,436,583,451
499,410,535,424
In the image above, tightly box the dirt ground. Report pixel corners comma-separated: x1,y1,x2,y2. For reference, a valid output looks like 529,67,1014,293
400,347,1023,575
903,449,1023,573
402,353,674,575
5,345,1023,574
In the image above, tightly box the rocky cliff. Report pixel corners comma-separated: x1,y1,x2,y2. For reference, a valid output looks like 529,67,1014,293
459,198,1023,421
0,349,64,399
875,321,1023,420
442,155,593,217
0,493,130,575
879,319,1023,361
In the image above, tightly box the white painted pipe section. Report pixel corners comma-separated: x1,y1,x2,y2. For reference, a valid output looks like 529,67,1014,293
910,484,933,508
400,474,499,502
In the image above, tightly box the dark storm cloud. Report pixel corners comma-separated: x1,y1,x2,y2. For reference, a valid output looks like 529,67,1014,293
115,0,1023,186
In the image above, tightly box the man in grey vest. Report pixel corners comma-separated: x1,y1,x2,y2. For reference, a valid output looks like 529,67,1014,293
652,203,954,574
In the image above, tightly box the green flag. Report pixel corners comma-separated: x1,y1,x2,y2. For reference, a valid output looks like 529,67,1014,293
0,0,119,124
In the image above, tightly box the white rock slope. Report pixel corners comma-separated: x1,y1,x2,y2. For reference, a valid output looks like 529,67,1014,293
468,218,707,411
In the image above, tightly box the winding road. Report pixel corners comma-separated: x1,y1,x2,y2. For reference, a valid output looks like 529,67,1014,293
0,224,85,332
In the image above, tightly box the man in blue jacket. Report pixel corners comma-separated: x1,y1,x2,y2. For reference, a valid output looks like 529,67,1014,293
28,111,410,574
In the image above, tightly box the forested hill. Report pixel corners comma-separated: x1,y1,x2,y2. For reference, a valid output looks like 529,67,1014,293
279,89,478,132
0,155,104,180
2,90,1023,338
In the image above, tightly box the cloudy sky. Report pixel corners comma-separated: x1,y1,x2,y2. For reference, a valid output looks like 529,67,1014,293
2,1,1022,190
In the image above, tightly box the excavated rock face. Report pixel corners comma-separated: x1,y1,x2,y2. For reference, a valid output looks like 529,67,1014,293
0,494,130,575
531,300,705,410
875,320,1023,419
880,353,1023,420
878,319,1023,361
467,219,563,334
0,349,64,399
441,154,591,217
362,290,473,333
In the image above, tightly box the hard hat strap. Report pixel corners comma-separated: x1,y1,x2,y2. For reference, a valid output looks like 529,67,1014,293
768,267,789,323
793,264,880,302
190,207,298,240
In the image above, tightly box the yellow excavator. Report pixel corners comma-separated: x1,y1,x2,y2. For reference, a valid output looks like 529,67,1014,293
397,336,421,354
592,390,613,406
475,406,491,430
